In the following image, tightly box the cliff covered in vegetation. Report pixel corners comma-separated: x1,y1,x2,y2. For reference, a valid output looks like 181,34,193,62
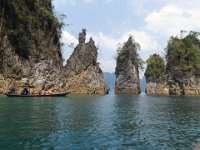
166,31,200,95
0,1,109,95
145,54,168,95
115,36,142,94
0,0,64,93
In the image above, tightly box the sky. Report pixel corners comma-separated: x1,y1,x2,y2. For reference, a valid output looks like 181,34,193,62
53,0,200,75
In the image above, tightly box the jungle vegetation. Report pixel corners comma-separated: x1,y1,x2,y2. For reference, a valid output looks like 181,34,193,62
0,0,64,59
116,36,144,70
166,31,200,78
145,54,166,83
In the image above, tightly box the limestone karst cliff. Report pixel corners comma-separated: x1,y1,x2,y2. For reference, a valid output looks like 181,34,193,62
144,54,169,95
64,29,109,94
166,31,200,95
0,0,64,93
115,36,141,94
0,0,109,95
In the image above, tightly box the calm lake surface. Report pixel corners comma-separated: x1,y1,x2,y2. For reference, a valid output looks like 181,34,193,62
0,93,200,150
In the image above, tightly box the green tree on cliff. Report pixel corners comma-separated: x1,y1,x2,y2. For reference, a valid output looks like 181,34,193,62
116,35,144,70
0,0,64,59
145,54,166,83
166,31,200,78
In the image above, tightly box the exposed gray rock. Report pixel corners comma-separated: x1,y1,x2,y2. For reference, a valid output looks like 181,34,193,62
115,36,141,94
78,28,86,44
146,82,169,95
0,0,64,94
0,2,109,95
168,77,200,95
64,29,109,94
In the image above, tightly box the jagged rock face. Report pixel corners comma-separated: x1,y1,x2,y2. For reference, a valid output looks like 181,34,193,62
0,0,64,94
166,32,200,95
168,77,200,95
167,67,200,95
64,29,109,94
0,0,109,95
146,81,169,95
146,82,169,95
115,37,141,94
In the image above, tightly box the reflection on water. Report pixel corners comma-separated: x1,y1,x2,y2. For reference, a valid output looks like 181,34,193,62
0,94,200,149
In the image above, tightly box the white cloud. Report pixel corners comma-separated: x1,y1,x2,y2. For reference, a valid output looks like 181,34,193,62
145,4,200,37
61,31,78,46
89,30,158,72
61,31,78,63
61,30,158,72
99,60,116,73
118,30,158,52
88,32,118,51
90,30,158,53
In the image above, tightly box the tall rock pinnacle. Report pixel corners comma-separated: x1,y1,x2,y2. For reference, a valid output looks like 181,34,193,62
64,29,109,94
115,36,141,94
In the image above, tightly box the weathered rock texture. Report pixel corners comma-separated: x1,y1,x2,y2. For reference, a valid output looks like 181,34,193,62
0,1,108,95
168,77,200,95
166,32,200,95
64,29,109,94
144,54,169,95
0,0,65,94
145,82,169,95
115,36,141,94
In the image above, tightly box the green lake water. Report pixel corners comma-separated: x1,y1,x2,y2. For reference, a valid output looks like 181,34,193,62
0,93,200,149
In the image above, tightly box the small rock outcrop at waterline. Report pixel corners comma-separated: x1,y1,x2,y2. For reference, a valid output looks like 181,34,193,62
166,31,200,95
144,54,169,95
115,36,142,94
64,29,109,94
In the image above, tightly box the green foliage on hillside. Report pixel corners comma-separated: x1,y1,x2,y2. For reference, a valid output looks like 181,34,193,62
116,36,144,70
145,54,166,83
0,0,63,59
117,46,127,63
166,31,200,77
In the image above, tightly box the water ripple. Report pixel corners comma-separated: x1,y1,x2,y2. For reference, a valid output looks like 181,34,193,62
0,94,200,149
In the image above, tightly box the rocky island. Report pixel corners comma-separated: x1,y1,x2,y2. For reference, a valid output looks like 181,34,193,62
144,54,169,95
166,31,200,95
64,29,109,94
115,36,142,94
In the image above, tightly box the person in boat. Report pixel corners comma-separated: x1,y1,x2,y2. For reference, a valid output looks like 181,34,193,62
8,88,16,94
21,88,29,95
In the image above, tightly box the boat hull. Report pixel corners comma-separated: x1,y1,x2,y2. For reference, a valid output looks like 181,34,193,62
4,92,69,97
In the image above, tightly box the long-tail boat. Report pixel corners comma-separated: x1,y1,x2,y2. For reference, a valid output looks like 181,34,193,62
4,83,69,97
4,92,69,97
